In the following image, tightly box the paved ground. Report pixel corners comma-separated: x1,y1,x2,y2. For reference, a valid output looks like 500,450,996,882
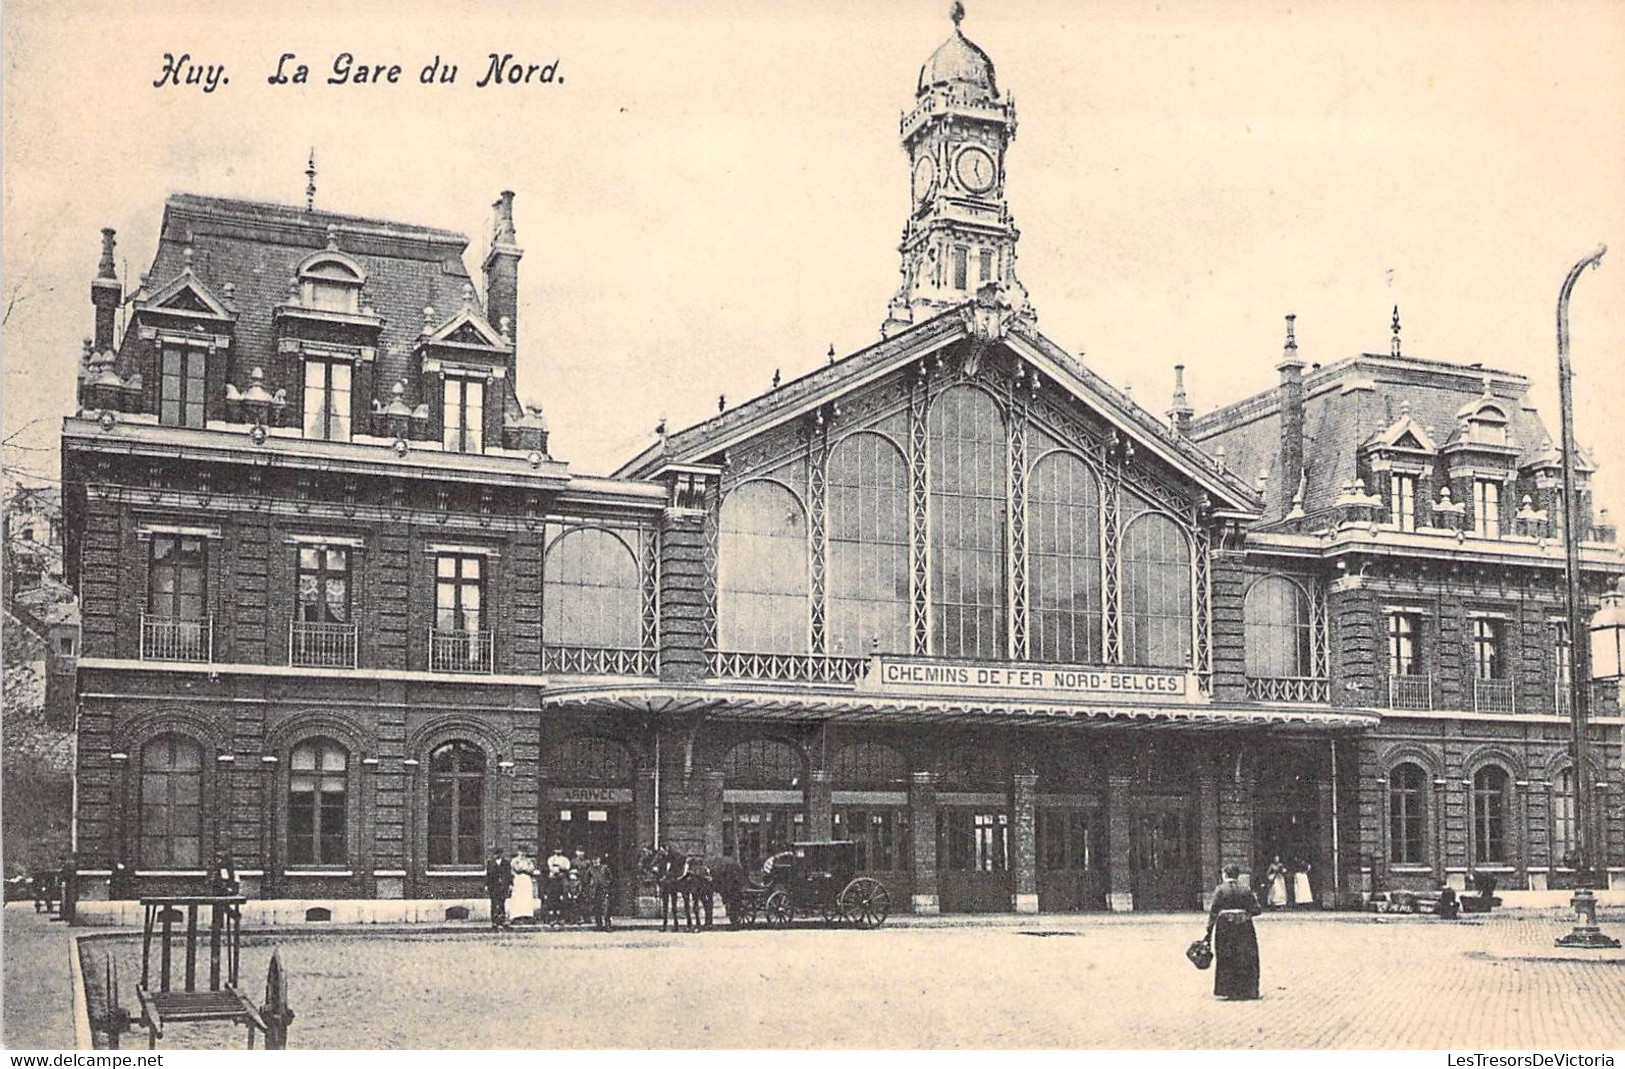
2,904,78,1050
53,907,1625,1050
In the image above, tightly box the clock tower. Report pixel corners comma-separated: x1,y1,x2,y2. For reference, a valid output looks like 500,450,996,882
883,2,1035,338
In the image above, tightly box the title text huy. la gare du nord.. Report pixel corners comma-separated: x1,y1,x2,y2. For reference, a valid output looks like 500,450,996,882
151,52,562,94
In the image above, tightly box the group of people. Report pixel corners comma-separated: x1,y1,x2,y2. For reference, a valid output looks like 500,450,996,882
484,845,613,931
1260,855,1314,909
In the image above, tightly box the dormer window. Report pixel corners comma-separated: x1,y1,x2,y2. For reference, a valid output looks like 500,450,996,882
1474,479,1502,539
301,260,361,314
1468,410,1509,446
443,375,485,454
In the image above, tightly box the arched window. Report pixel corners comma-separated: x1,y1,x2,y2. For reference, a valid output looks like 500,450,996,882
827,434,910,655
1471,765,1510,864
288,738,348,866
831,742,909,789
721,739,804,788
428,740,485,867
1388,763,1427,865
1552,767,1577,865
1121,512,1192,668
1244,576,1312,678
929,387,1006,659
544,528,641,649
1029,452,1101,664
939,743,1006,791
139,734,204,869
544,736,634,784
718,482,807,654
299,257,362,314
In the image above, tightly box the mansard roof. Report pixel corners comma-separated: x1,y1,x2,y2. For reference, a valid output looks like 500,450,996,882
115,193,522,419
1189,351,1564,524
617,304,1260,513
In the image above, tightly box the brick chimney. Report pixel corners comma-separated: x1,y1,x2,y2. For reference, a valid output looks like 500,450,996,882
1276,314,1305,517
1166,364,1194,436
91,228,121,352
482,192,523,361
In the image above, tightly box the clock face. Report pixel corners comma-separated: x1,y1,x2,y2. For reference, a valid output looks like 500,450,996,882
912,157,936,203
955,146,997,194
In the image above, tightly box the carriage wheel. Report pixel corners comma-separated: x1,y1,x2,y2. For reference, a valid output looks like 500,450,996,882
839,878,890,929
764,890,794,928
738,900,760,927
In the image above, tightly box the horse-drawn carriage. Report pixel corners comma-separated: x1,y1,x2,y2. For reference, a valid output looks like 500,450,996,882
734,840,891,929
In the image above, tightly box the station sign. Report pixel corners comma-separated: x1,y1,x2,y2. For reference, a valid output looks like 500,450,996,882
862,659,1190,700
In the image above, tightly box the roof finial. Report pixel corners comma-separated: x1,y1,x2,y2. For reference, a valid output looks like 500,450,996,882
1390,304,1402,357
1284,313,1297,351
305,148,317,212
950,1,965,28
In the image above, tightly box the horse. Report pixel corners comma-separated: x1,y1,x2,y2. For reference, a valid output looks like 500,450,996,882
639,844,701,931
637,845,749,930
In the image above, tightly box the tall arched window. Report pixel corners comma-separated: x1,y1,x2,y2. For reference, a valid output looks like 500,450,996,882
544,736,634,784
929,387,1006,659
1388,763,1427,865
544,528,641,649
1029,452,1102,664
288,738,348,866
428,740,485,867
721,739,805,870
1471,765,1510,864
1121,511,1193,667
827,433,910,655
718,481,808,654
1244,576,1312,678
139,734,204,868
1552,767,1577,865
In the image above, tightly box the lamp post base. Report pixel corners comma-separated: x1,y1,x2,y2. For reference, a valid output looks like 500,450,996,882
1555,888,1621,950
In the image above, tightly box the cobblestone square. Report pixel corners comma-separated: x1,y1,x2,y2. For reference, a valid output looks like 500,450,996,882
61,909,1625,1050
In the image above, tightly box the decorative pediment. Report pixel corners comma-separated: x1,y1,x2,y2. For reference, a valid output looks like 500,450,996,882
1364,410,1437,455
419,301,511,353
137,267,234,322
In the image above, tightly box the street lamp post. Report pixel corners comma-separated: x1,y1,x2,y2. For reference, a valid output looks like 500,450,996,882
1553,244,1620,950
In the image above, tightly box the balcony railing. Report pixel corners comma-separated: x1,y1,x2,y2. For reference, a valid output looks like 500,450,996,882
289,619,359,669
429,628,493,674
1245,676,1331,703
709,651,870,684
1473,677,1517,714
140,613,212,662
542,645,657,676
1387,673,1433,711
1555,681,1621,716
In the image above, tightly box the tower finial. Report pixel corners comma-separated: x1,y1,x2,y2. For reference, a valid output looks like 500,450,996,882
305,148,317,212
1284,313,1297,351
950,1,965,27
1390,304,1402,357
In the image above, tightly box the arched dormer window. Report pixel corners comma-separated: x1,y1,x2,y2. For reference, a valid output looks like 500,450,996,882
1465,403,1510,447
298,255,364,314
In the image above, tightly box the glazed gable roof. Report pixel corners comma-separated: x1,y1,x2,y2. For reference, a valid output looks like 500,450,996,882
1188,352,1560,523
617,306,1260,512
124,193,504,411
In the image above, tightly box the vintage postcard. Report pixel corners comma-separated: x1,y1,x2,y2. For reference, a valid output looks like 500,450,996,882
3,0,1624,1055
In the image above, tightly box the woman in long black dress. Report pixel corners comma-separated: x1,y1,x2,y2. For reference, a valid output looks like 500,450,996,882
1206,863,1262,1000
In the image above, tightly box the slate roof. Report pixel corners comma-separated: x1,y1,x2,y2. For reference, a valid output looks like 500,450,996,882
119,193,521,418
1188,352,1562,524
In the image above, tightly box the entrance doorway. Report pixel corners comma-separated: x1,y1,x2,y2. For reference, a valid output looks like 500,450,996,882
1254,810,1321,907
1130,799,1198,911
721,805,805,875
543,803,635,914
1037,807,1106,911
936,808,1012,912
833,806,911,902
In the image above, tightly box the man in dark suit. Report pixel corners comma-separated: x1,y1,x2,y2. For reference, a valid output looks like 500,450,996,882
485,849,512,929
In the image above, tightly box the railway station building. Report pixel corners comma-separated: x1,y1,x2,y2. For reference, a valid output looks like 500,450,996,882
61,10,1624,917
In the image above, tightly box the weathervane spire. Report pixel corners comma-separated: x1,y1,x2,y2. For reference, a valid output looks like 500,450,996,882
305,148,317,212
1391,304,1402,357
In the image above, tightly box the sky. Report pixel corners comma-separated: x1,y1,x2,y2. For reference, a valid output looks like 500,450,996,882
4,0,1624,502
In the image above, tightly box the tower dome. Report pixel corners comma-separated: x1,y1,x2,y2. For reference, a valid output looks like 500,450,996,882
918,2,998,99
